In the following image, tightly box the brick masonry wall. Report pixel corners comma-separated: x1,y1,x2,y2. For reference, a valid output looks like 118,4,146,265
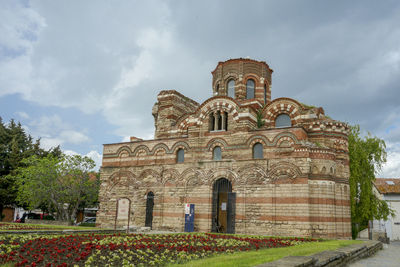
98,127,351,238
98,58,351,239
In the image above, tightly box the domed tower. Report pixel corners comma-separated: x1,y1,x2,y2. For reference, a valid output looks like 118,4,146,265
211,58,273,105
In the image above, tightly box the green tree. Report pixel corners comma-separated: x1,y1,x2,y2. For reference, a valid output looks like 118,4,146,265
14,154,99,223
0,117,62,219
349,125,394,238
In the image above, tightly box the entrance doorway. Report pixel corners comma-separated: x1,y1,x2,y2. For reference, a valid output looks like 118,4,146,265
211,178,236,233
145,192,154,228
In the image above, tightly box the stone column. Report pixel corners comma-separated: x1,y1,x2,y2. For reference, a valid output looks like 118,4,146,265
221,112,226,130
213,112,218,131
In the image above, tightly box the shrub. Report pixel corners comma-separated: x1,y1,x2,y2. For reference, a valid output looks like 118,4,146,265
43,215,55,220
78,222,96,227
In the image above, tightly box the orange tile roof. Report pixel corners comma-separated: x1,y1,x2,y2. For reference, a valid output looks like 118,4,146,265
374,178,400,194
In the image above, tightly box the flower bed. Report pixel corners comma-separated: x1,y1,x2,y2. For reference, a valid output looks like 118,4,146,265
0,233,318,266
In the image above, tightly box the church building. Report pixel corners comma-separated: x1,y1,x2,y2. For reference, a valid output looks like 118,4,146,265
97,58,351,238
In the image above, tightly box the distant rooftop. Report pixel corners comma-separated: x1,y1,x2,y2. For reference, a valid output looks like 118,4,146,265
374,178,400,194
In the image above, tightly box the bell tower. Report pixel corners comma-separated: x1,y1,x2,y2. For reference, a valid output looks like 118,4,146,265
211,58,273,105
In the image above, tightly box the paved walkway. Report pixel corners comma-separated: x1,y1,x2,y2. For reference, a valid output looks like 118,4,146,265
350,241,400,267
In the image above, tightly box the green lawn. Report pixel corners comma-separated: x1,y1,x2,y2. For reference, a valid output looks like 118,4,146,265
169,239,362,267
0,222,101,231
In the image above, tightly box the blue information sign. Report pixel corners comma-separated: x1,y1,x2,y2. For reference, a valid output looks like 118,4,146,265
184,204,195,232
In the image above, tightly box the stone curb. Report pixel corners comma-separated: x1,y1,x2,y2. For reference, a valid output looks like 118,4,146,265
257,241,382,267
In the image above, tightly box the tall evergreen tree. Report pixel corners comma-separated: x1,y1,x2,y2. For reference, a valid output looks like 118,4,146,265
0,117,61,219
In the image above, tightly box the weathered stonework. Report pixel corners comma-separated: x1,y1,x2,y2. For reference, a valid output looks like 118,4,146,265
97,58,351,238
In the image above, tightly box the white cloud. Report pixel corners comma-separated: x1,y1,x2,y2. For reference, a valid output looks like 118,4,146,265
63,150,78,156
29,114,65,136
386,123,400,143
1,0,400,175
0,0,179,140
0,1,45,97
355,48,400,97
64,150,102,171
59,130,90,145
27,114,90,149
0,1,45,54
85,150,102,170
40,137,63,150
380,142,400,178
122,136,131,142
15,111,30,119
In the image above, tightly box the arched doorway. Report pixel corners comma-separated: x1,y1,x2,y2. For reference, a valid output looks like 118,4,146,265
211,178,236,233
145,192,154,228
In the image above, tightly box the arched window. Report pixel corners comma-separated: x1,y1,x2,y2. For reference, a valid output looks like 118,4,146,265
209,113,215,131
264,84,267,104
224,112,228,131
209,111,228,131
213,146,222,161
217,111,222,130
275,114,292,128
253,143,263,159
227,80,235,98
215,84,219,96
176,148,184,163
246,79,255,99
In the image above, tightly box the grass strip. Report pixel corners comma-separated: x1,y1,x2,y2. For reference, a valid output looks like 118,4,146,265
169,239,362,267
0,222,100,231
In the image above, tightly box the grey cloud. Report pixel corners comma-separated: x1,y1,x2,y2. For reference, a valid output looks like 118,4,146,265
1,0,400,166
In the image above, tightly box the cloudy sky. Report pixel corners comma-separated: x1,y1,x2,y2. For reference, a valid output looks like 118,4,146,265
1,0,399,176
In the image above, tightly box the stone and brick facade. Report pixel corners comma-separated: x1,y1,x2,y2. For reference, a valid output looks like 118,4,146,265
97,58,351,238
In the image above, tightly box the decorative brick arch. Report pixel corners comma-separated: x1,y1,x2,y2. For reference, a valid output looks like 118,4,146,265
139,169,162,185
271,132,301,146
213,78,221,88
206,137,229,151
209,167,239,187
243,73,261,87
151,143,170,155
246,135,271,147
185,175,203,188
262,98,303,126
213,78,222,92
269,161,303,181
238,164,270,185
132,145,150,156
162,168,180,186
175,114,191,132
223,72,239,84
107,170,137,191
176,97,241,133
116,146,132,157
180,167,199,181
199,98,240,121
170,141,190,153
